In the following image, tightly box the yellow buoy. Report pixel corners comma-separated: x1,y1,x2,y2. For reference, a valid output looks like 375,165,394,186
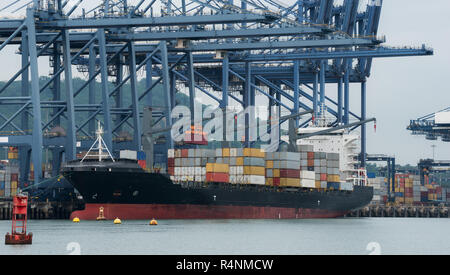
73,217,80,223
149,218,158,226
113,218,122,224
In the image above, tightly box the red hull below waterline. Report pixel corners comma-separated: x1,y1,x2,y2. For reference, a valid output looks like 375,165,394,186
70,203,349,220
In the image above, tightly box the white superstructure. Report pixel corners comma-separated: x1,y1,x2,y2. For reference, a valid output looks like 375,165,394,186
281,108,367,185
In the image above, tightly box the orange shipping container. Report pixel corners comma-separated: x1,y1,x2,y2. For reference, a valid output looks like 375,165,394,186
206,172,229,183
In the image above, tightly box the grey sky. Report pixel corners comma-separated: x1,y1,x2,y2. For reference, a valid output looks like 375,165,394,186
0,0,448,165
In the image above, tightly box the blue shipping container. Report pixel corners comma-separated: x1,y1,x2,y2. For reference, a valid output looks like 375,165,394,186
367,172,376,179
327,182,340,190
137,151,146,160
395,192,404,197
0,182,4,190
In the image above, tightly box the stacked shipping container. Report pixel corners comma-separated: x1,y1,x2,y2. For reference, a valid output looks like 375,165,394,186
367,176,387,204
0,164,19,197
242,148,265,185
167,147,354,191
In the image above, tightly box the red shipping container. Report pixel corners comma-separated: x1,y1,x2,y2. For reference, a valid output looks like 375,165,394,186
206,172,229,183
181,149,189,158
168,158,175,167
168,167,175,176
280,169,300,178
273,177,280,186
320,174,327,181
273,178,281,186
307,152,314,160
307,159,314,167
138,160,146,169
11,174,18,181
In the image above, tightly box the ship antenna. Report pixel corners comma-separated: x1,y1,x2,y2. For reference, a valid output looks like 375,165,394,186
80,121,115,163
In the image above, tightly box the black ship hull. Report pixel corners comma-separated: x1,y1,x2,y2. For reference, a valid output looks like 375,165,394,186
62,160,373,220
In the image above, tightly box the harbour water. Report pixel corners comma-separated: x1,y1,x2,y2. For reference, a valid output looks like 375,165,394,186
1,218,450,255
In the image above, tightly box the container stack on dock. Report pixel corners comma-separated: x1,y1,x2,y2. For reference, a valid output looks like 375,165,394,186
412,175,421,203
367,175,388,204
0,170,5,197
367,172,450,206
7,147,18,160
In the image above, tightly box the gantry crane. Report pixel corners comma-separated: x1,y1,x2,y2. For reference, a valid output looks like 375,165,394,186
0,0,433,186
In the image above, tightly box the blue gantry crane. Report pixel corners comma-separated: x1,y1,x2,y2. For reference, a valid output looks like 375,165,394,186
408,107,450,142
0,0,433,186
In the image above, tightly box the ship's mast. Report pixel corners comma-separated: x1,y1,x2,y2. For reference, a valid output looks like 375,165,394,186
81,122,115,162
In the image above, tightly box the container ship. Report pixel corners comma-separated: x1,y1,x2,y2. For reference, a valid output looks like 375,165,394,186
62,123,373,220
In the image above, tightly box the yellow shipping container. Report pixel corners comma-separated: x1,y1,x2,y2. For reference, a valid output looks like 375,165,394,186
315,181,321,189
266,161,274,169
8,153,18,159
235,157,244,166
280,178,301,187
11,181,18,189
243,148,265,158
405,198,414,205
243,166,265,176
273,169,280,178
327,175,340,182
266,178,273,186
222,148,230,157
10,188,17,196
206,163,229,173
395,198,404,204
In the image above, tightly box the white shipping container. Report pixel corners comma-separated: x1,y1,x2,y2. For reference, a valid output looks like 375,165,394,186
174,167,181,176
244,175,265,185
235,166,244,175
195,167,202,176
5,181,10,197
229,166,236,175
188,167,195,176
120,150,137,160
301,179,316,188
168,149,175,158
300,171,315,180
181,167,187,175
435,112,450,125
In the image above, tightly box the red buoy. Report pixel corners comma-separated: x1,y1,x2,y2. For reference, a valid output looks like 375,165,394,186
5,194,32,245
